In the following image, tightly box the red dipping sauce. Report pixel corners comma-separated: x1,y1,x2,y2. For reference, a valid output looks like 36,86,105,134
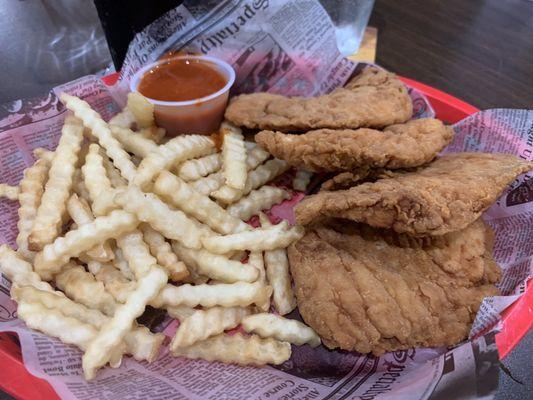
138,59,227,102
130,56,235,136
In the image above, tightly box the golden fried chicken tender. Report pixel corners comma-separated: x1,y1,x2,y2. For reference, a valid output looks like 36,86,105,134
296,153,533,236
255,118,453,172
225,67,412,131
288,219,500,355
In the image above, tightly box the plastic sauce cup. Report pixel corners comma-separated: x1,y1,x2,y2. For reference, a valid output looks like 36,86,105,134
130,55,235,136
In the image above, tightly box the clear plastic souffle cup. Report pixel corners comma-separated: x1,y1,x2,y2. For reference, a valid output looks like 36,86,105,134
130,55,236,136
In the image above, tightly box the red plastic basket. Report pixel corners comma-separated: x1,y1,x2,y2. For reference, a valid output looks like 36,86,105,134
0,73,531,400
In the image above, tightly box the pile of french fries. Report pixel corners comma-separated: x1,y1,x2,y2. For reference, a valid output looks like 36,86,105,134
0,92,319,380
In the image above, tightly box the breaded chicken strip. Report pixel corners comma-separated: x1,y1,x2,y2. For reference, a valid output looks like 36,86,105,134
296,153,533,235
320,168,412,191
288,219,500,355
225,67,412,131
321,170,375,191
255,118,453,172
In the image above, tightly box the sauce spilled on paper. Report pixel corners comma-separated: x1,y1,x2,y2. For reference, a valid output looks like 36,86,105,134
138,59,227,102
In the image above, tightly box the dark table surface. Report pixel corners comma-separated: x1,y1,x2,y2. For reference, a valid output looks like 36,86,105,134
371,0,533,110
0,0,532,399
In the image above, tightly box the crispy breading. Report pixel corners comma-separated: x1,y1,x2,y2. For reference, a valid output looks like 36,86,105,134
296,153,533,235
321,170,373,191
255,118,453,172
320,168,418,191
225,67,412,131
288,219,500,355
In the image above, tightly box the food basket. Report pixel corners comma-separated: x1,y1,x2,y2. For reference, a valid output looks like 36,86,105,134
0,73,531,400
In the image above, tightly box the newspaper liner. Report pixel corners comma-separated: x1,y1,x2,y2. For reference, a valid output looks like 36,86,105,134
0,1,531,399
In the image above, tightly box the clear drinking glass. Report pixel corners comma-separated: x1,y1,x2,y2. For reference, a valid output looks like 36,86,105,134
320,0,375,56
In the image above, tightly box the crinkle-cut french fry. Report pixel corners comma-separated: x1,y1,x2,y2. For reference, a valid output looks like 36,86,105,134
154,171,249,234
82,144,118,216
100,150,128,187
0,183,19,200
190,143,270,196
16,157,52,260
242,313,321,347
13,286,164,362
86,260,102,275
201,221,305,254
54,263,118,316
171,332,291,365
140,223,189,281
114,186,204,249
116,229,161,279
73,169,91,201
60,93,137,182
112,247,135,280
212,159,290,204
192,216,220,240
12,286,100,325
221,122,247,190
133,135,215,189
248,252,269,312
101,263,267,309
172,242,258,283
187,141,270,198
292,169,313,192
123,324,165,362
39,266,172,362
264,247,296,315
17,301,98,350
94,262,126,285
249,252,266,283
139,126,166,144
171,306,249,350
127,92,154,129
259,214,296,315
15,296,124,367
245,143,271,170
226,186,291,221
67,194,114,262
110,125,158,158
113,230,168,366
167,305,196,320
176,153,221,181
33,147,55,162
109,108,136,129
93,263,126,286
151,282,272,309
34,210,139,280
170,243,208,284
103,280,150,305
82,265,168,379
0,183,20,200
181,270,210,285
0,245,54,292
15,299,124,371
190,172,225,195
28,116,84,250
94,262,136,302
